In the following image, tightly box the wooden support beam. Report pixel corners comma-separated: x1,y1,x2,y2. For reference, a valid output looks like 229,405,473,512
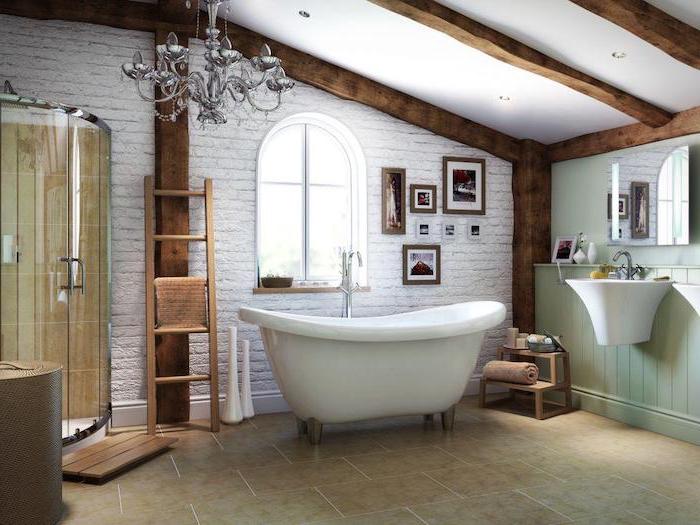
513,140,551,333
225,23,521,162
368,0,673,128
153,5,191,423
570,0,700,70
0,0,158,32
548,105,700,162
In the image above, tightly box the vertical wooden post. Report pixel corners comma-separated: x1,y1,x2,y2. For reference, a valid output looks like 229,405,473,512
153,18,191,422
512,139,551,333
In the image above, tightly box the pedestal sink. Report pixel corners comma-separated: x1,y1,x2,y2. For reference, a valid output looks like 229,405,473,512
673,283,700,317
566,279,673,345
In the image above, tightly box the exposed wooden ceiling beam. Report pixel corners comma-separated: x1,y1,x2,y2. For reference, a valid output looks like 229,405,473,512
368,0,673,128
548,105,700,162
225,22,523,161
570,0,700,70
0,0,158,33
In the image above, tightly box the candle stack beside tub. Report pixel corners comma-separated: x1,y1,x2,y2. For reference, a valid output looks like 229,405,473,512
505,327,530,349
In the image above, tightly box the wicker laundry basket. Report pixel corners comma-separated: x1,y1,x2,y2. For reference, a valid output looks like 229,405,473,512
0,361,62,525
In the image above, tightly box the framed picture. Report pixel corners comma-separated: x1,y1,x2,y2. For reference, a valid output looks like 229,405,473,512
608,193,629,220
631,182,650,239
403,244,441,285
551,236,577,263
410,184,437,214
382,167,406,234
470,225,480,237
443,223,456,239
442,157,486,215
418,223,430,237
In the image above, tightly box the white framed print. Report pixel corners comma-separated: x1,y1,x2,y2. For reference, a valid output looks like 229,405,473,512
443,157,486,215
552,236,577,263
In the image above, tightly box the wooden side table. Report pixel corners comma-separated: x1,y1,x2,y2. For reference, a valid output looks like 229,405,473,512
479,347,573,420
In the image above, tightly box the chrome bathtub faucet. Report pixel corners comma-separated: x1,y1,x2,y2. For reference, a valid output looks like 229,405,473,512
339,249,363,318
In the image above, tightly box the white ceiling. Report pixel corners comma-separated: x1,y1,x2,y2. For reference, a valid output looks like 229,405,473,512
222,0,700,145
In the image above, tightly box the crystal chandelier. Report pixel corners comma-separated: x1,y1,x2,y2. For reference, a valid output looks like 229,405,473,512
121,0,294,125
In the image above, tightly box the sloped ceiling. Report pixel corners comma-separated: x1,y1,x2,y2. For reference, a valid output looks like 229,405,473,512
222,0,700,144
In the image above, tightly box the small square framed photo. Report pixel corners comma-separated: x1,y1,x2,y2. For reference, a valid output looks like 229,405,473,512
551,236,577,264
470,224,481,238
608,193,629,220
410,184,437,214
443,223,456,240
403,244,441,285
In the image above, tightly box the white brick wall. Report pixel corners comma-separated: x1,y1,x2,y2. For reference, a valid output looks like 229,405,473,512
0,18,513,403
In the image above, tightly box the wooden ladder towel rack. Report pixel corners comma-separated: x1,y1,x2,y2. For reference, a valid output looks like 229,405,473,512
144,176,220,435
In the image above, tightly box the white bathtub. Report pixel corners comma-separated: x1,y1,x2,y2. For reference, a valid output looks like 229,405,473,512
239,301,506,442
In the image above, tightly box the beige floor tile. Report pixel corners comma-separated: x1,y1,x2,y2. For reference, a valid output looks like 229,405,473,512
569,511,652,525
362,421,475,450
308,508,426,525
426,460,560,496
631,496,700,524
239,458,366,494
345,446,462,479
520,476,671,520
439,436,537,464
614,461,700,500
410,490,569,525
317,473,457,516
273,433,386,462
61,483,120,522
193,488,339,525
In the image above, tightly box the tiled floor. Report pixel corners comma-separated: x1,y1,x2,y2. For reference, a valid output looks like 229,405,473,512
60,395,700,524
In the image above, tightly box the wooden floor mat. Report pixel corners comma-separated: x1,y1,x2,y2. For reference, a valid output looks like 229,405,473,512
62,432,177,483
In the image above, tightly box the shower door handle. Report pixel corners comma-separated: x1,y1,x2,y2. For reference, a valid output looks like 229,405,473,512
73,257,86,296
58,256,74,294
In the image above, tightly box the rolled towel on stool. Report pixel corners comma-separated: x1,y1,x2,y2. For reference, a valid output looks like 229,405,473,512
483,360,539,385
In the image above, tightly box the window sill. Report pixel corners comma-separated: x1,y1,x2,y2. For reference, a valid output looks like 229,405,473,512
252,286,371,295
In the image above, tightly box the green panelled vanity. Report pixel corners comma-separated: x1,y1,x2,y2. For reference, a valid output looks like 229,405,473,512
536,263,700,444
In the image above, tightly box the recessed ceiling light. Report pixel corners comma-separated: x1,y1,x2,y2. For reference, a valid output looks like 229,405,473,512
498,95,511,102
612,51,627,59
299,10,310,18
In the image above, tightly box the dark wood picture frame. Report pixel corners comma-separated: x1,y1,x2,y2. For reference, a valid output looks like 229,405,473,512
402,244,441,285
631,182,650,239
608,193,630,220
442,156,486,215
381,167,406,234
409,184,437,214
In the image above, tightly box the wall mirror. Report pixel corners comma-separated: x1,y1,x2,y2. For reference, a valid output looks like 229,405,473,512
607,142,690,246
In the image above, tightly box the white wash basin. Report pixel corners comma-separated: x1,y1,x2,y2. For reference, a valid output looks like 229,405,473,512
673,283,700,317
566,279,672,345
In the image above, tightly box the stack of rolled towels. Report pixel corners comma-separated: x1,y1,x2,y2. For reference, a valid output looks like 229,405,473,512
483,360,539,385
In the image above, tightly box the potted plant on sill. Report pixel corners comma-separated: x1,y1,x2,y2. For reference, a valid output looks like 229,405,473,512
260,273,294,289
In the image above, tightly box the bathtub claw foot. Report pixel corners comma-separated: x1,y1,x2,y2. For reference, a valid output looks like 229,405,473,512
296,417,308,436
308,418,323,445
441,405,456,431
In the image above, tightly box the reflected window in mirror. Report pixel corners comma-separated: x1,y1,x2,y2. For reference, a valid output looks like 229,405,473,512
657,146,689,246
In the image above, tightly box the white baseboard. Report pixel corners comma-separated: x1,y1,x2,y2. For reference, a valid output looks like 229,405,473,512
112,374,499,428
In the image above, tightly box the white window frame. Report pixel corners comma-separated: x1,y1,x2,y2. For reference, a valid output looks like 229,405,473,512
256,112,367,286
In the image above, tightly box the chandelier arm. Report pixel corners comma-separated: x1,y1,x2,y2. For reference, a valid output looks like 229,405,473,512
244,88,283,113
134,77,190,104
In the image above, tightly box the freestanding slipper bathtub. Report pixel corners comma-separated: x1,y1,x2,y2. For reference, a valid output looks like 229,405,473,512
239,301,506,444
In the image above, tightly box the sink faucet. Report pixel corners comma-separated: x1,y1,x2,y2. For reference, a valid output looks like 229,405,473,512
612,250,641,280
339,249,363,318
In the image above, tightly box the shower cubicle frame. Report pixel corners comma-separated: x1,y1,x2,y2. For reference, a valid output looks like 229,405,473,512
0,87,112,446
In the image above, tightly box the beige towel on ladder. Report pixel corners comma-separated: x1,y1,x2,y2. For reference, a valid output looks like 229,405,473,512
154,277,208,329
482,360,539,385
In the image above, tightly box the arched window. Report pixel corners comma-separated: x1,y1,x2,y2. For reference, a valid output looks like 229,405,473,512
657,146,689,246
256,113,367,285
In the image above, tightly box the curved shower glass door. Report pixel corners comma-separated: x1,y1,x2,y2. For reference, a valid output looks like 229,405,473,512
0,93,111,444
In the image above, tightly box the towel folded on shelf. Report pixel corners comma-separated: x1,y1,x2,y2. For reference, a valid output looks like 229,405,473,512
483,360,539,385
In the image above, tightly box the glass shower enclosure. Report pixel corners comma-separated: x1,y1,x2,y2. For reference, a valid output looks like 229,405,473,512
0,88,111,445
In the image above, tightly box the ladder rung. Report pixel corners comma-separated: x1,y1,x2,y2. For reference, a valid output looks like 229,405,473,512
154,326,209,335
153,234,206,242
155,374,210,385
154,189,206,197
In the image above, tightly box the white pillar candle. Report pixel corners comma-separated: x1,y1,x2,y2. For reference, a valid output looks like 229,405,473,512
221,327,243,424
